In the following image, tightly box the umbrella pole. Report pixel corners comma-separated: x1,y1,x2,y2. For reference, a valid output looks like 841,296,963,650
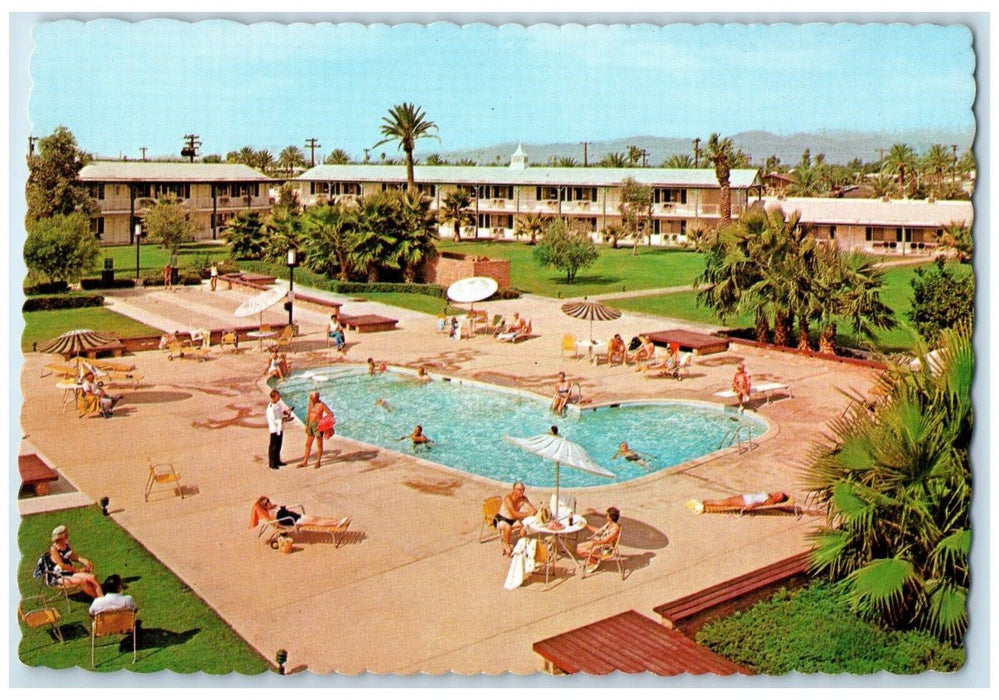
554,462,560,519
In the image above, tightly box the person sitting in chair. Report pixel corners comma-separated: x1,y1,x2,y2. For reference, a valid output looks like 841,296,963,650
328,314,346,352
642,343,680,375
576,507,622,563
94,381,122,418
494,481,536,557
48,525,103,599
498,312,525,336
631,335,656,364
607,334,628,365
88,574,137,616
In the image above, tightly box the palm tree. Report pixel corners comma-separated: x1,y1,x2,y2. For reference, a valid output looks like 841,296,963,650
804,322,972,643
626,145,644,166
548,156,579,168
395,190,440,282
255,149,275,175
923,144,953,198
786,167,822,197
706,133,734,229
455,157,477,166
883,143,918,197
598,152,629,168
237,146,256,166
695,211,766,339
225,210,267,259
439,189,474,241
662,154,694,168
278,145,307,175
514,213,547,245
302,201,358,280
373,102,439,193
424,153,449,166
262,203,304,263
324,148,352,165
937,221,973,263
348,192,401,282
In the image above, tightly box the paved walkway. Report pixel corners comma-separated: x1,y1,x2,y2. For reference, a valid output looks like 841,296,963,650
18,280,880,674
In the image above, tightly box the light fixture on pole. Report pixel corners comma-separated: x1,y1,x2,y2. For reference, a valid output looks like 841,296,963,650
286,248,298,328
134,222,143,281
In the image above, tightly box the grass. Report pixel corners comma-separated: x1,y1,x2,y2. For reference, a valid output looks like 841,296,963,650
17,507,270,673
91,240,228,278
439,239,704,297
22,307,163,352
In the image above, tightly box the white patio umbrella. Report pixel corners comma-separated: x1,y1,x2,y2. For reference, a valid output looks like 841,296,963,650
504,432,615,521
447,276,498,314
560,298,622,343
234,285,288,325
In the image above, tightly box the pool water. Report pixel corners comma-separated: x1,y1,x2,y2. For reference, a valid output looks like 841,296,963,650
278,367,767,489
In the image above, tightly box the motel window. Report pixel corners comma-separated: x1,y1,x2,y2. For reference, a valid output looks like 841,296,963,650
312,182,330,195
830,226,836,240
495,214,513,229
133,184,152,198
865,227,873,241
653,188,686,204
89,217,104,239
536,186,560,201
87,184,105,200
418,183,437,197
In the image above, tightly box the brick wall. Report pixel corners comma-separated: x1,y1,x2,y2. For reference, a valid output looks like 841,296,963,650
418,253,511,288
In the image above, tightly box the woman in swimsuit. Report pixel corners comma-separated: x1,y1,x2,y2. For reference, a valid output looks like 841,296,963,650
687,491,790,514
249,496,347,529
611,442,650,468
48,525,103,599
264,350,284,381
298,391,332,469
551,372,572,416
632,335,656,365
576,507,622,563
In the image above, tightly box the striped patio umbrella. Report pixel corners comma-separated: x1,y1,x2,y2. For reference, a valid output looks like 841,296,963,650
37,329,119,358
560,299,622,343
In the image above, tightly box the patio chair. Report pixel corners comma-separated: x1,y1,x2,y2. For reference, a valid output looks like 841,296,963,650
90,608,138,667
479,495,503,542
33,552,82,613
486,314,505,334
220,331,239,352
18,595,65,644
273,325,295,352
497,320,532,342
581,527,625,580
560,335,578,358
256,504,352,548
144,460,184,502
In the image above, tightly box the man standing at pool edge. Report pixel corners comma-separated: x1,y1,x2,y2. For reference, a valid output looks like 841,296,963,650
266,389,293,469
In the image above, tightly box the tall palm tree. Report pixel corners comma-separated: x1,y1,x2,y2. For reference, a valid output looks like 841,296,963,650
373,102,439,193
804,322,972,643
237,146,256,166
324,149,352,165
393,191,440,282
548,156,579,168
439,189,474,241
302,201,358,280
923,144,953,197
695,210,766,338
706,133,734,229
255,149,275,175
514,213,547,245
786,166,822,197
424,153,449,166
884,143,919,197
278,145,307,175
626,145,645,166
262,203,304,263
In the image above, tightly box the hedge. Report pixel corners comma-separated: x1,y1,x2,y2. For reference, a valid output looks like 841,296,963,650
237,260,447,298
23,281,70,296
22,293,105,312
80,278,138,290
141,273,203,287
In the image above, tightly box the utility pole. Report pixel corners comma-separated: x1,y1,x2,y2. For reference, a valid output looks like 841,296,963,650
693,138,701,168
305,138,321,167
640,149,649,168
181,134,201,162
28,136,38,157
580,141,590,167
140,147,148,162
952,144,958,185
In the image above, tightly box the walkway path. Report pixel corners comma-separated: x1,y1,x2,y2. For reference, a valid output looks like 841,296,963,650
19,280,880,674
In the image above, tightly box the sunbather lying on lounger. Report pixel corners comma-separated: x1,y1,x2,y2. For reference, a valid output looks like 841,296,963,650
249,496,347,530
686,491,790,514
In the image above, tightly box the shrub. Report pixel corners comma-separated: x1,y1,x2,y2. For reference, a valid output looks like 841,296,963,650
142,273,202,287
22,293,104,312
80,277,137,290
23,281,70,296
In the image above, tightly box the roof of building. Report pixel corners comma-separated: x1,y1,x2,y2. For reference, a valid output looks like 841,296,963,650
297,164,762,189
80,161,272,183
764,196,974,228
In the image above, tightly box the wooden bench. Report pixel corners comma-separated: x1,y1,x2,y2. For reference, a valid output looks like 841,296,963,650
18,454,60,496
339,313,398,333
532,610,751,676
653,551,812,636
646,329,730,356
60,341,126,360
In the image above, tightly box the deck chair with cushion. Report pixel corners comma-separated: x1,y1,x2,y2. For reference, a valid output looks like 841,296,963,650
144,460,184,502
33,552,82,613
273,325,295,352
497,319,532,342
220,331,239,352
486,314,505,334
90,608,137,667
19,595,65,644
256,504,351,548
581,527,625,580
560,335,578,358
686,494,802,518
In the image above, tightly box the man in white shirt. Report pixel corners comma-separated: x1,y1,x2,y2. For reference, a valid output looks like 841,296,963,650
266,389,293,469
89,574,137,616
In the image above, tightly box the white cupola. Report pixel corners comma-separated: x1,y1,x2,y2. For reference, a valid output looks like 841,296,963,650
509,143,528,170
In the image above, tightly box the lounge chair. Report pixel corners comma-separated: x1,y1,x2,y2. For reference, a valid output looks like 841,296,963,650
256,504,352,548
497,320,532,342
273,325,295,352
644,351,692,380
90,608,137,667
686,496,802,518
714,382,792,406
164,338,208,362
486,314,505,334
580,527,625,580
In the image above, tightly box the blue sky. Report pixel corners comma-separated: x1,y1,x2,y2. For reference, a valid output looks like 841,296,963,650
27,20,975,161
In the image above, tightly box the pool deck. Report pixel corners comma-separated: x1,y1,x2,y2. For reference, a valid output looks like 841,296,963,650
18,281,880,675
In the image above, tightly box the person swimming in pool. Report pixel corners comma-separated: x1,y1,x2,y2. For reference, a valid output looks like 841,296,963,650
367,357,387,375
375,398,392,412
400,425,434,450
611,442,650,468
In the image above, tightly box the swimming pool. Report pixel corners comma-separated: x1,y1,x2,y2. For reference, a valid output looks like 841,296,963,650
278,367,768,488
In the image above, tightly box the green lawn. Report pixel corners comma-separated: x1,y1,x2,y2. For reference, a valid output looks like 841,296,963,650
22,307,163,352
92,241,228,278
17,507,270,673
439,240,704,297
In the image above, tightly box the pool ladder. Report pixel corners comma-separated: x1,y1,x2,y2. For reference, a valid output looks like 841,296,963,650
719,424,756,454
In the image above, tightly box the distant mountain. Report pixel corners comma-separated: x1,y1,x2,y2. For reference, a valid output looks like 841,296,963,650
439,128,975,168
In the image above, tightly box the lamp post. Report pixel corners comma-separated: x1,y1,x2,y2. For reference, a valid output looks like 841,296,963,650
286,248,298,329
134,223,143,282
